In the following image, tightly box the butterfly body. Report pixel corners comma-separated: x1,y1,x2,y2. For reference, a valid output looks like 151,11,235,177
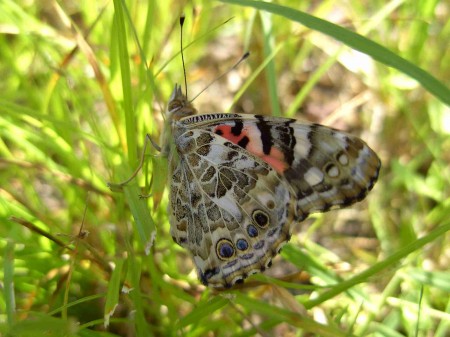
165,85,380,288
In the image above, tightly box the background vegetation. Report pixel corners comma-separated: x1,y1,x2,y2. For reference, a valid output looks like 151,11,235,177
0,0,449,336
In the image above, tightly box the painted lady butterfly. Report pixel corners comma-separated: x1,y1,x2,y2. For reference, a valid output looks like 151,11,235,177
162,84,380,289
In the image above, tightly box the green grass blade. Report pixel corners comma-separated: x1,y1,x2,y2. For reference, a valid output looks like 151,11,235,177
176,296,228,328
123,184,156,249
260,11,281,116
112,0,137,165
3,240,15,326
233,293,356,337
104,258,124,328
304,221,450,308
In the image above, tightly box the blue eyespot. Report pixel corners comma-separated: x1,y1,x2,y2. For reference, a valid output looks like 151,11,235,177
247,225,258,237
236,239,249,251
216,239,235,260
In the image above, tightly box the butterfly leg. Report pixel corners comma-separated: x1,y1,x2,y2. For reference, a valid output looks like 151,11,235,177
107,134,160,191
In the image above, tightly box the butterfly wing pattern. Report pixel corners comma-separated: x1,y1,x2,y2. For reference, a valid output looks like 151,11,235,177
165,85,380,288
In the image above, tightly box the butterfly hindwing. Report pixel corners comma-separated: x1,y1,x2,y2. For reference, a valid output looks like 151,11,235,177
169,127,295,287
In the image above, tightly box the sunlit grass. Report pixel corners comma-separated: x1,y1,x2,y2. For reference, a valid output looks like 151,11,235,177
0,0,449,336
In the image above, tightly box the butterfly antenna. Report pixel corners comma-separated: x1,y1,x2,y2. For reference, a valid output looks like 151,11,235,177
180,14,188,98
189,51,250,103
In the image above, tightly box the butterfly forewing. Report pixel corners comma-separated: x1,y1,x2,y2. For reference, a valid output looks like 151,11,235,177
180,114,380,220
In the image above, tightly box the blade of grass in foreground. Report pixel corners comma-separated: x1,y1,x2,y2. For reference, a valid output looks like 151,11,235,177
302,221,450,308
104,258,124,328
4,240,15,326
112,0,137,164
220,0,450,106
233,294,356,337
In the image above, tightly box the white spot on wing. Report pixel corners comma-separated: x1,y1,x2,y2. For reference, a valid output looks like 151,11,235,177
304,167,324,186
327,165,340,178
338,153,349,165
293,127,312,158
215,196,241,220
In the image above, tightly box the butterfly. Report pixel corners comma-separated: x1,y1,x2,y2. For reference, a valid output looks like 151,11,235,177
162,84,380,289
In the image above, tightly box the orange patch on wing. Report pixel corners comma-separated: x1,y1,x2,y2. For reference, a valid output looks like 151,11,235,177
215,125,248,144
261,147,289,173
215,124,288,173
247,142,288,174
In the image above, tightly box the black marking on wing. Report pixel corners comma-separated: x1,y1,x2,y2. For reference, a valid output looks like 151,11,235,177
276,119,297,166
231,120,244,136
255,115,273,155
237,135,250,149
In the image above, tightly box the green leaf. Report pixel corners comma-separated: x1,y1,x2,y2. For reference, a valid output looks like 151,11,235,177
104,258,125,328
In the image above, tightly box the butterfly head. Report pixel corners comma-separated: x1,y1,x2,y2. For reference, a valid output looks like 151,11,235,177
167,84,197,121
